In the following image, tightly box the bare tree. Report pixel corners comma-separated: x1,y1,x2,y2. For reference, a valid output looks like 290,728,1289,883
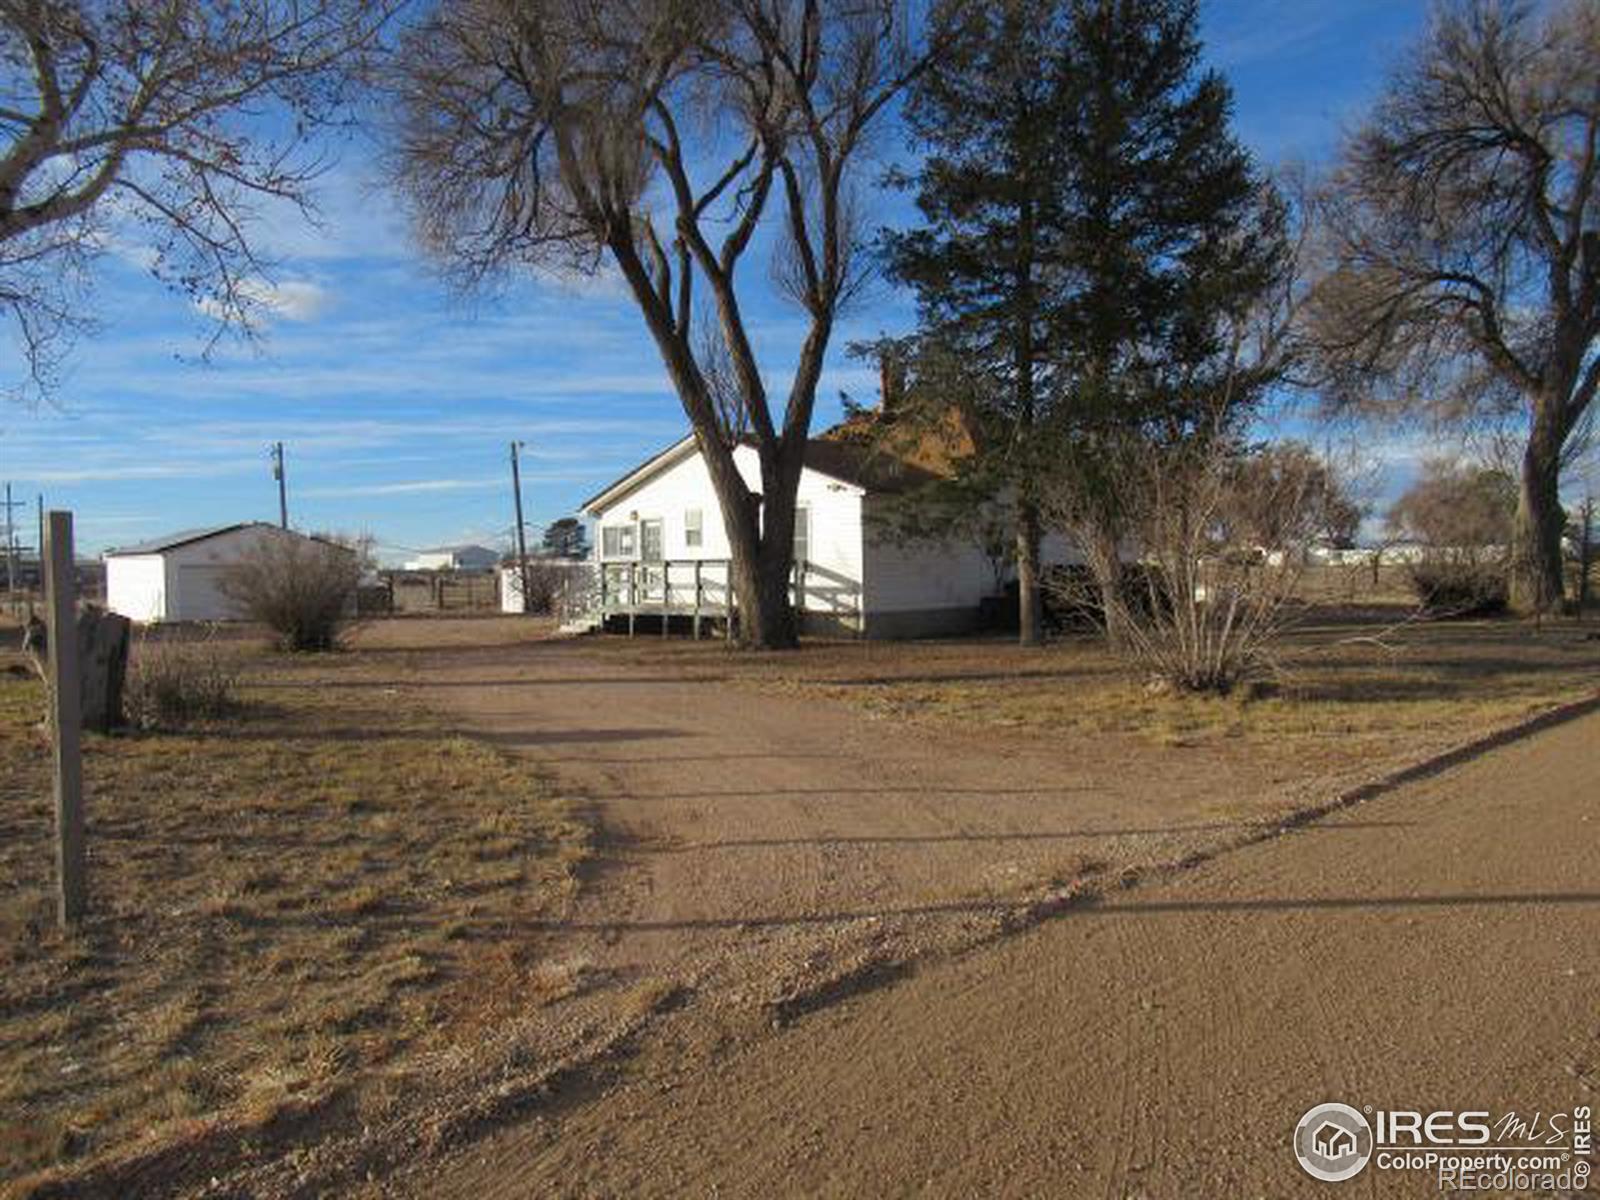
1048,432,1337,694
387,0,931,648
1308,0,1600,614
0,1,395,397
1219,440,1364,552
1387,458,1516,613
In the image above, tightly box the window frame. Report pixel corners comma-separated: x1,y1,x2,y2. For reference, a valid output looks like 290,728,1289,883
601,523,637,560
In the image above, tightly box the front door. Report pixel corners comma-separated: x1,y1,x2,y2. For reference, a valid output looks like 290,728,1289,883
640,519,663,562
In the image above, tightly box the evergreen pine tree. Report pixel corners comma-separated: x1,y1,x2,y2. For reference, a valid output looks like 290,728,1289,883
884,0,1287,642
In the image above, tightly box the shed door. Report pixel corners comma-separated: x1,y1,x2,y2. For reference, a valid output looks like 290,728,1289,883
176,564,240,621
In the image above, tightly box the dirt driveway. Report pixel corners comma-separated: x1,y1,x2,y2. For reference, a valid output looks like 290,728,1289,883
410,632,1372,1019
403,671,1600,1198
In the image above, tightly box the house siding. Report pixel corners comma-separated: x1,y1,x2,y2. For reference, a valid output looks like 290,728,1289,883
590,444,865,628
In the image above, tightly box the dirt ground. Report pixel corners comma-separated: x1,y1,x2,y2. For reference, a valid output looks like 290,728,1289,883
356,615,1595,1197
0,637,589,1197
4,614,1596,1196
401,700,1600,1198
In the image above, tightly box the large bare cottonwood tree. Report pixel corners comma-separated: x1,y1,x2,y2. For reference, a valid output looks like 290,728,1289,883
0,1,394,398
1309,0,1600,613
0,2,393,400
388,0,928,648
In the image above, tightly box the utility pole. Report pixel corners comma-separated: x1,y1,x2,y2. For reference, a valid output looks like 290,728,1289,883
35,493,44,617
4,483,14,603
2,483,23,615
510,441,533,614
270,442,288,528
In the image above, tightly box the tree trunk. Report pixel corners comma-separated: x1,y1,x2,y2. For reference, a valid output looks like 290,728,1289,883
79,608,131,733
731,546,798,648
711,451,800,650
1090,528,1127,649
22,606,130,731
1510,405,1567,614
1016,500,1043,646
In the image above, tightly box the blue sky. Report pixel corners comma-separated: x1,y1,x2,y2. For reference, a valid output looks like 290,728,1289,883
2,1,1433,561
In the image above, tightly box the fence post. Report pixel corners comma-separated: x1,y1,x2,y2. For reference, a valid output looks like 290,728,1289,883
661,560,670,638
45,511,85,929
693,560,703,640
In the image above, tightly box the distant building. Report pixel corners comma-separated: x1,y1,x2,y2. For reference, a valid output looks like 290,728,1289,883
404,544,500,573
103,523,350,622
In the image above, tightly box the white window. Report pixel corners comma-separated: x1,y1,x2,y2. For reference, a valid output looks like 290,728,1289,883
685,508,703,548
601,524,636,559
793,504,810,567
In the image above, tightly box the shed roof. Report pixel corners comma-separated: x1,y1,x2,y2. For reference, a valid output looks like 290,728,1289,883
104,523,256,557
418,543,498,556
105,522,353,558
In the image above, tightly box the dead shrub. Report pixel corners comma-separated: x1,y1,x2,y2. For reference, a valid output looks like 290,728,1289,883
124,634,242,729
222,535,362,651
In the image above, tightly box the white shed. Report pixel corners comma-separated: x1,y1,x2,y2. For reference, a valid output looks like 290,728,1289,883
404,544,500,572
582,430,1076,638
104,523,333,623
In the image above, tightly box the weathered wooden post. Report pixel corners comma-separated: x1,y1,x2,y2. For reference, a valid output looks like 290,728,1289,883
661,560,671,638
692,559,703,640
44,511,86,928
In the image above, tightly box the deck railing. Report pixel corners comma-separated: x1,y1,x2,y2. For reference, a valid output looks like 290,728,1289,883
594,557,861,636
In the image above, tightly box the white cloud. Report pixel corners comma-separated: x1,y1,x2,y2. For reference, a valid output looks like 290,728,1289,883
252,279,328,322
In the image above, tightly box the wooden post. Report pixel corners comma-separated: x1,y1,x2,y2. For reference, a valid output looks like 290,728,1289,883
627,562,636,638
661,560,670,638
693,559,703,640
1578,496,1594,620
45,511,85,929
795,561,806,636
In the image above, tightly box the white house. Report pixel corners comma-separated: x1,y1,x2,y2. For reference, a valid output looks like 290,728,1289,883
582,429,1074,638
404,543,500,572
104,523,344,623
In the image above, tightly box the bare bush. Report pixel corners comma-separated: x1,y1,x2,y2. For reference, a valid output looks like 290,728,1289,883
221,536,361,652
1387,461,1514,615
124,634,242,729
504,558,594,619
1048,437,1345,694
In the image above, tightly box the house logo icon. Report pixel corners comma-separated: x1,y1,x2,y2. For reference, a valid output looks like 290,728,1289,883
1294,1102,1374,1182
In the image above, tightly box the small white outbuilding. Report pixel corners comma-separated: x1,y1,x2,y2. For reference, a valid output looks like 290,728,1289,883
404,544,500,572
104,522,328,623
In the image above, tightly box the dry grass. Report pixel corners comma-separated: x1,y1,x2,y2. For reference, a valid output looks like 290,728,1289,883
0,640,588,1187
579,616,1600,755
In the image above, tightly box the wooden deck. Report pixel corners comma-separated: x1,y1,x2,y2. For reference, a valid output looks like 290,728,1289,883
596,558,862,637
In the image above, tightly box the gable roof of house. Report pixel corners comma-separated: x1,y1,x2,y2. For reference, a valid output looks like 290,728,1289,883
582,429,953,514
104,523,257,557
